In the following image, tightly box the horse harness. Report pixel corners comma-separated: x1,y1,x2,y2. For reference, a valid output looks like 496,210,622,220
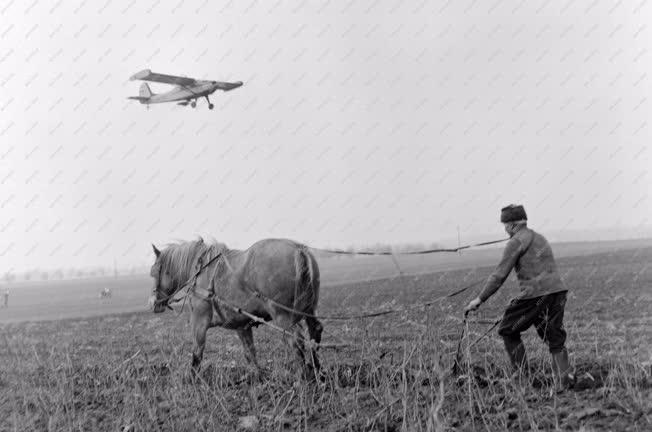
154,249,224,308
189,251,230,325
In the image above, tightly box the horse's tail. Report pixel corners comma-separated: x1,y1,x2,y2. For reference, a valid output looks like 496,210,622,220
294,245,317,307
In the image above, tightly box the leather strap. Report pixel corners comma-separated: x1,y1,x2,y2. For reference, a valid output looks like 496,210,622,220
192,285,213,300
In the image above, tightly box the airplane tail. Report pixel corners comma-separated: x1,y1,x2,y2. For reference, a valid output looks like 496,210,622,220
139,83,154,98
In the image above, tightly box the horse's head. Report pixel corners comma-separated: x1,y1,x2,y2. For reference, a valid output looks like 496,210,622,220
148,239,208,313
148,243,174,313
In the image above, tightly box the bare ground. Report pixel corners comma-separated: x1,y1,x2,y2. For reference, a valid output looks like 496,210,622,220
1,246,651,431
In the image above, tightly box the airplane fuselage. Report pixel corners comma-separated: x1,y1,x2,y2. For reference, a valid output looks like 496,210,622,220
148,81,222,104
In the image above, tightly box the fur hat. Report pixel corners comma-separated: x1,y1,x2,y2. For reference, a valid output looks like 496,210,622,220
500,204,527,223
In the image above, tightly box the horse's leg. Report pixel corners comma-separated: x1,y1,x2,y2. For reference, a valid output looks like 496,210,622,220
190,302,211,377
237,326,260,370
305,316,323,373
274,313,309,376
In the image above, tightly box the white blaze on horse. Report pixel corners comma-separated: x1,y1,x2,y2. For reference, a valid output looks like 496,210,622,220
148,238,323,378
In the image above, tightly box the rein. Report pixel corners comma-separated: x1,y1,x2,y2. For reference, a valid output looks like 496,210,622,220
243,278,485,320
309,238,508,256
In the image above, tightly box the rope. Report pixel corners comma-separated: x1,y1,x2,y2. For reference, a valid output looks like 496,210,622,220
309,238,508,256
213,295,350,349
212,291,500,353
245,278,485,321
160,236,506,307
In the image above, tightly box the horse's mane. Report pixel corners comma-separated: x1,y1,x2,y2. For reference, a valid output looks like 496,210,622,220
160,237,229,287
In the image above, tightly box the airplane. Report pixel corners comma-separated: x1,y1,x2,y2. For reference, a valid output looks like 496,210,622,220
128,69,243,110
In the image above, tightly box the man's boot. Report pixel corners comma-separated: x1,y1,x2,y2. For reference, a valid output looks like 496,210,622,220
551,348,575,392
503,337,528,383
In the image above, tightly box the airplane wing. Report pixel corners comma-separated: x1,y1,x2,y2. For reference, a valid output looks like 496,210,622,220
130,69,197,86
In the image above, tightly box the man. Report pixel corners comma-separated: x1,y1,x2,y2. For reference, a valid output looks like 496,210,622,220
2,286,8,308
464,204,575,390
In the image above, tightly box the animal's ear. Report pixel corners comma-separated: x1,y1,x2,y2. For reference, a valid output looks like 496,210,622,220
152,244,161,257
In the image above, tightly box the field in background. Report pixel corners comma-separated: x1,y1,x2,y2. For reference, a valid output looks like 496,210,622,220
2,238,651,324
1,241,651,431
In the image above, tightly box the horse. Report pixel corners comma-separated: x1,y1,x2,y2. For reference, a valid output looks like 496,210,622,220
148,238,323,378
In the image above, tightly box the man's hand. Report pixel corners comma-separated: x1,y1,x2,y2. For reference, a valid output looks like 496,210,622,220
464,297,482,314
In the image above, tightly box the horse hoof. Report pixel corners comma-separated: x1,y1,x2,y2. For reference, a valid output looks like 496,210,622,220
302,365,324,383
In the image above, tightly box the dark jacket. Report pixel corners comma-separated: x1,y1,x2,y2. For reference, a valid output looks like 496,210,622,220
479,227,566,302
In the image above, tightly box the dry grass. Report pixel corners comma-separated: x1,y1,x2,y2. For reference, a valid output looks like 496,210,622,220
1,247,651,431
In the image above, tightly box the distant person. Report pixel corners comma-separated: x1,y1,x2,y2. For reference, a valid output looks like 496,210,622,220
2,286,8,308
464,204,575,391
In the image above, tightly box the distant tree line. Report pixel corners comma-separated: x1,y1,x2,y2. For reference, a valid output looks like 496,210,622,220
4,265,149,283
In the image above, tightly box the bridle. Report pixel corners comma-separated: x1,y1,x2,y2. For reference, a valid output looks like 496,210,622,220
152,263,173,310
153,248,223,308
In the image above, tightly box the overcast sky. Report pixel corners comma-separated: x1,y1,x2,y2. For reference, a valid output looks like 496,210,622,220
1,0,650,273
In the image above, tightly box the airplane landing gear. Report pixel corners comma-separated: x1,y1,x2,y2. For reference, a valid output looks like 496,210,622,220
191,100,197,108
205,95,214,110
